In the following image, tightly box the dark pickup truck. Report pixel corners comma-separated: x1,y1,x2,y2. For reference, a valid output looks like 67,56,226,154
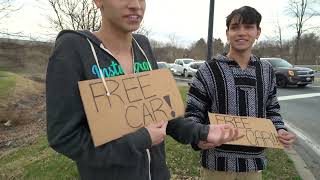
261,58,314,87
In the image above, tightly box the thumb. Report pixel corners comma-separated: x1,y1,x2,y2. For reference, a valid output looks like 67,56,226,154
151,120,165,128
278,129,289,136
160,121,168,129
222,124,233,130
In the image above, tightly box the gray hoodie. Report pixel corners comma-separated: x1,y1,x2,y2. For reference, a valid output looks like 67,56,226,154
46,30,209,180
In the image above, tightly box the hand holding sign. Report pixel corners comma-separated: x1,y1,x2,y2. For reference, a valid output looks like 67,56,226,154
146,121,168,146
277,129,296,148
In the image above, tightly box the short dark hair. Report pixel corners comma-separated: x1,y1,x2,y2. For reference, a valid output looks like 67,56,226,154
226,6,262,30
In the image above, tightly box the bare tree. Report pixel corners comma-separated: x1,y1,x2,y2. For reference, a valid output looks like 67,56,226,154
0,0,17,20
0,0,25,38
276,20,283,57
189,38,207,59
135,22,152,37
299,33,319,64
47,0,101,31
286,0,320,64
168,33,179,47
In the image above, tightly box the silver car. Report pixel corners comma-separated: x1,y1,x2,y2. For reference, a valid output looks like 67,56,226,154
185,61,205,77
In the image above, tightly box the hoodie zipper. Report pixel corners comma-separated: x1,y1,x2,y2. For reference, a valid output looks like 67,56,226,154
87,37,153,180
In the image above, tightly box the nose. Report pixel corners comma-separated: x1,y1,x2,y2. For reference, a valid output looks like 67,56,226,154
237,26,246,36
128,0,141,9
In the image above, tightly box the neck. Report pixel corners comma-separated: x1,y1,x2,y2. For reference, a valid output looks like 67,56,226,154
227,48,251,69
94,22,132,55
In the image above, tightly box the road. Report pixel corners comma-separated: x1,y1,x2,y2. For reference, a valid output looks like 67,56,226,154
175,76,320,178
277,84,320,179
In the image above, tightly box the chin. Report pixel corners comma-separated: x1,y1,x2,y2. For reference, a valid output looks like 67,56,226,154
232,47,251,53
124,26,140,33
232,45,251,51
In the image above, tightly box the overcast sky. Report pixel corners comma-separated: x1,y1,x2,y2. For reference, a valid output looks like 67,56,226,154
2,0,320,47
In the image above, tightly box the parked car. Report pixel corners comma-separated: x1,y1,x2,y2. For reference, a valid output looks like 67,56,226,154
173,58,195,77
157,62,170,69
261,57,314,87
185,61,205,77
168,63,180,75
168,63,174,69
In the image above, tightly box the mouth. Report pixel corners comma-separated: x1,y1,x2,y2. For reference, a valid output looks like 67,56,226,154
124,14,142,23
235,39,248,42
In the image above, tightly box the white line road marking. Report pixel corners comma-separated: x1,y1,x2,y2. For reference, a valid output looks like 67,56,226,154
278,93,320,101
284,120,320,157
278,94,320,157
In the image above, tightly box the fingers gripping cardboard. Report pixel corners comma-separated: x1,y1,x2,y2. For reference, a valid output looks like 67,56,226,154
78,69,185,146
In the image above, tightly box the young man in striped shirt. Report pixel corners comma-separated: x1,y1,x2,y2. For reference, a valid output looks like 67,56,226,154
186,6,295,180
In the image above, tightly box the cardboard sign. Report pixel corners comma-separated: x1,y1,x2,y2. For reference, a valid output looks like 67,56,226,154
209,113,283,149
78,69,185,146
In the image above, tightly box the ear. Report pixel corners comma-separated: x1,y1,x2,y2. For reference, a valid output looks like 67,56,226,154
256,27,261,39
93,0,103,9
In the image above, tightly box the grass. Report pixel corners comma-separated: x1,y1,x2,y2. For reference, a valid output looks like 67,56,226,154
312,66,320,72
0,71,16,99
0,136,79,179
0,86,300,179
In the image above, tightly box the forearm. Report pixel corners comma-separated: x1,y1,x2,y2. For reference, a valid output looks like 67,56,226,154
166,117,209,145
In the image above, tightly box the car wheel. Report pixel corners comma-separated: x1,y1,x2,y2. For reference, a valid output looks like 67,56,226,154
297,84,307,87
183,69,188,78
277,76,287,88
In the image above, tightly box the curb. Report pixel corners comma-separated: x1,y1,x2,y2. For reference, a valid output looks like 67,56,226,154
284,121,317,180
285,148,316,180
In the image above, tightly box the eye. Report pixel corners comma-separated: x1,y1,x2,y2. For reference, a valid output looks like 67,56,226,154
230,25,239,30
245,25,255,29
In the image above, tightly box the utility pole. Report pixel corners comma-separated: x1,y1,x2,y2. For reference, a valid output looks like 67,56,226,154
207,0,215,61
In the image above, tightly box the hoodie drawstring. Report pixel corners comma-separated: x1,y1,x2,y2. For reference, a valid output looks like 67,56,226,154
86,36,153,180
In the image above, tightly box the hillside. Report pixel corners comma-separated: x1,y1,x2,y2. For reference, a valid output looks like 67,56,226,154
0,38,52,77
0,71,45,155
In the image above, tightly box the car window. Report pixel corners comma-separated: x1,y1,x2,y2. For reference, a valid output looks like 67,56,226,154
183,59,194,64
266,59,293,68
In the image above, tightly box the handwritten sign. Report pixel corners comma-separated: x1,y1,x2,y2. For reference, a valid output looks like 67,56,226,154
78,69,185,147
208,113,283,149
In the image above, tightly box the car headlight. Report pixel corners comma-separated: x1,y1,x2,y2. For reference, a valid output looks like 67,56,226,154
288,70,295,76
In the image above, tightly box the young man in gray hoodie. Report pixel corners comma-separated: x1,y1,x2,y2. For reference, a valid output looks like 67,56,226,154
46,0,242,179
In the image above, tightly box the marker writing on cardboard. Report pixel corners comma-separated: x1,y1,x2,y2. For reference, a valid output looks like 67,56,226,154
89,73,175,128
214,114,281,147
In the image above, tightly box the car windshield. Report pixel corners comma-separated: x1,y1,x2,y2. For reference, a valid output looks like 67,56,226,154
266,58,293,68
183,59,194,64
157,63,168,69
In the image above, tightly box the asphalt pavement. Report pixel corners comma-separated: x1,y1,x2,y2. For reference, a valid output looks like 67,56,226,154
277,84,320,179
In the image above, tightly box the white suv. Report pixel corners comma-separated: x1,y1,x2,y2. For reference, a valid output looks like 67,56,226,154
173,58,195,77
